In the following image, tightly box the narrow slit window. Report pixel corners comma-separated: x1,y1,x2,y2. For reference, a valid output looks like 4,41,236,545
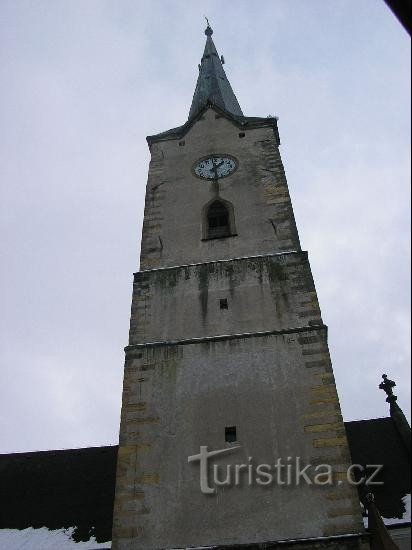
225,426,237,443
220,298,228,310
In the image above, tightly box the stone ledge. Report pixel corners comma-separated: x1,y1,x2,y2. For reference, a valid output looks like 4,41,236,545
162,532,369,549
125,324,328,353
135,250,305,277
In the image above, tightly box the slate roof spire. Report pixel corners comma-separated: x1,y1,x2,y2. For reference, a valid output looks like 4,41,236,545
188,22,243,120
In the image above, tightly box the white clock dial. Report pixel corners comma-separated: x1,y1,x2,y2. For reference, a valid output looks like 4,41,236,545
194,156,237,180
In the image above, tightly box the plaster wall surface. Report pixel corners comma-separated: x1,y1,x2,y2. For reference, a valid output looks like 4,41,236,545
113,330,364,549
140,107,300,270
129,252,321,345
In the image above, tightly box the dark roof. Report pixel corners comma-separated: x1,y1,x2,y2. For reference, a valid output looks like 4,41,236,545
0,445,117,544
188,25,243,121
345,417,411,522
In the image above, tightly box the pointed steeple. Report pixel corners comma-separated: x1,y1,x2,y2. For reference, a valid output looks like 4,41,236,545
188,23,243,120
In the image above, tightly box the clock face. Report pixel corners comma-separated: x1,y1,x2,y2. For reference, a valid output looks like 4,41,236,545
193,155,238,180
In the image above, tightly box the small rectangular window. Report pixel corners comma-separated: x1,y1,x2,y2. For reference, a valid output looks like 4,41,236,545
219,298,228,310
225,426,237,443
238,132,245,138
179,140,185,146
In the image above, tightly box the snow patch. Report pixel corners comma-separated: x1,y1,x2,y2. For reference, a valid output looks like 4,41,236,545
361,494,411,528
0,527,111,549
383,493,411,525
403,493,411,521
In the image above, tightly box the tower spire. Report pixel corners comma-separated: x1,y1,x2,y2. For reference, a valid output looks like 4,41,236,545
188,22,243,120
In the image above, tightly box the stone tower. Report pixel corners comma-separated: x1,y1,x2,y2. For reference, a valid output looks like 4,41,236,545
112,25,367,550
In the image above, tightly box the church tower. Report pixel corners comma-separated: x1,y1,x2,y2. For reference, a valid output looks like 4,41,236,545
112,25,367,550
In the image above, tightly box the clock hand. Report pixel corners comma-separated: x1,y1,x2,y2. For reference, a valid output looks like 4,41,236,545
212,158,224,179
212,163,218,179
207,158,217,179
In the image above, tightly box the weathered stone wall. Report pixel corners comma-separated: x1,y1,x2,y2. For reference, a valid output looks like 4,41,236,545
140,107,300,270
112,329,364,549
129,252,321,345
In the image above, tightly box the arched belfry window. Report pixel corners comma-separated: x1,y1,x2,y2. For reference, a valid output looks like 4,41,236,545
202,198,236,240
208,201,229,238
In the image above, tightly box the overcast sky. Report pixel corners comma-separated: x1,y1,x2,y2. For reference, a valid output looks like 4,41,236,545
0,0,410,454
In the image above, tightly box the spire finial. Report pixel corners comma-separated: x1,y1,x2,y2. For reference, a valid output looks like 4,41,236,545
204,17,213,36
379,374,397,403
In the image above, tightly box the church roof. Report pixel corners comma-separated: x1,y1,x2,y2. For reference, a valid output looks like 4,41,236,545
0,445,116,547
0,418,409,547
188,24,243,121
345,417,411,524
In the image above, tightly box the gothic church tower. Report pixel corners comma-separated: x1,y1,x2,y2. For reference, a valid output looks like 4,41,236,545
112,25,367,550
